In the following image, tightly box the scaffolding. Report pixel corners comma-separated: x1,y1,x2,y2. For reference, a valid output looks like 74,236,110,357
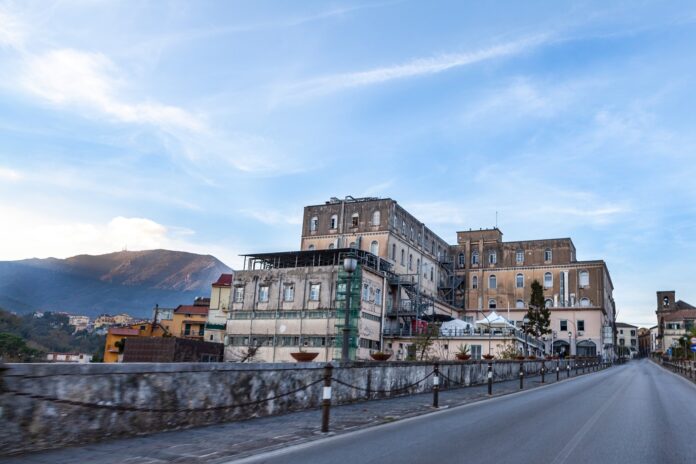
334,265,362,360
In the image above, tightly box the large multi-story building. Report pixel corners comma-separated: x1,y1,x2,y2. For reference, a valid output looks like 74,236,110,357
615,322,638,357
212,196,617,362
451,229,615,359
655,291,696,353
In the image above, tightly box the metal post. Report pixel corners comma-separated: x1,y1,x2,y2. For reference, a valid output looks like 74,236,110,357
321,363,333,433
556,362,560,381
519,361,524,389
567,363,571,378
541,361,545,384
487,362,493,395
433,363,440,408
341,270,353,362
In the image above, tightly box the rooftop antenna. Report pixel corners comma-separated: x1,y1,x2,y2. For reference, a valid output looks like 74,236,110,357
495,211,498,229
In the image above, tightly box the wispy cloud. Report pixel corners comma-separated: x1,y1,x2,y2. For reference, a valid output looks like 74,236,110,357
0,4,26,49
0,166,22,181
238,208,302,226
280,34,550,100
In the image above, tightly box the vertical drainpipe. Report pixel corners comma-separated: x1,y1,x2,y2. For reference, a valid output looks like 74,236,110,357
380,270,387,352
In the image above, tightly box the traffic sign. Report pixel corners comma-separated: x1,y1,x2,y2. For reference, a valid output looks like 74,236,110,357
691,337,696,344
668,348,673,356
691,345,696,353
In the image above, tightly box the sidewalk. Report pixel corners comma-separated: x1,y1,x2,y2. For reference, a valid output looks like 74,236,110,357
1,365,605,464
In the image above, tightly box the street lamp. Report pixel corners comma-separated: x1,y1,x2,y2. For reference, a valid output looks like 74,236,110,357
341,255,358,362
568,331,573,358
522,316,530,356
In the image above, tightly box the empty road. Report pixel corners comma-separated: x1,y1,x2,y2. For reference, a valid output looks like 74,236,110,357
234,360,696,464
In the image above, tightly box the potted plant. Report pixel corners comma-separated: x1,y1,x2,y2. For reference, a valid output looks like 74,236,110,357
370,351,391,361
527,355,537,360
482,354,495,360
455,344,471,361
290,346,319,362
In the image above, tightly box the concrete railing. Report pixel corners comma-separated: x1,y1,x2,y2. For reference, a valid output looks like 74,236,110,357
0,358,601,455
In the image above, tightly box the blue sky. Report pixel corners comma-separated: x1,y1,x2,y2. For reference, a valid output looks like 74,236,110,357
1,0,696,326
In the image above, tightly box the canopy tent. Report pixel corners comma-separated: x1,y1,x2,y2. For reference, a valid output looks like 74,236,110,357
475,311,515,328
440,319,472,336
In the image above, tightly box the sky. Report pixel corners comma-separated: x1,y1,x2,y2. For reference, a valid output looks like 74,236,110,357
1,0,696,327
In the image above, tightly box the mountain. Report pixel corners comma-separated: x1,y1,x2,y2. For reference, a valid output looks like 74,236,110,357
0,250,232,318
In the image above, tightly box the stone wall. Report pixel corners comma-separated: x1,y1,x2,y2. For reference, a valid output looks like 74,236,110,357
0,359,572,455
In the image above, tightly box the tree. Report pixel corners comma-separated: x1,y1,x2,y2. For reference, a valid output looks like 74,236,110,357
0,333,44,362
409,323,440,361
525,280,551,337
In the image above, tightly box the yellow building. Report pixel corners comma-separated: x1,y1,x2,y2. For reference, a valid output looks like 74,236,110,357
169,300,209,339
103,322,167,363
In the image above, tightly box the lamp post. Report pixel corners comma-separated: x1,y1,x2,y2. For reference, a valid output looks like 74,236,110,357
522,316,530,356
341,255,358,362
568,331,573,357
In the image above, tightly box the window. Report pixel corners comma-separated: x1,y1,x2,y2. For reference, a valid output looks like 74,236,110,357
283,284,295,301
544,272,553,288
258,286,269,303
330,215,338,229
392,244,396,260
233,286,244,303
308,244,315,251
516,250,524,264
430,267,434,281
471,345,482,360
545,298,553,308
351,213,359,227
516,299,525,309
375,288,382,305
328,243,334,249
630,329,636,336
488,250,497,265
488,299,497,309
472,276,478,289
362,284,370,301
516,273,524,288
560,320,568,331
458,253,465,268
578,320,585,331
401,249,405,265
410,227,414,241
579,270,589,287
402,220,406,235
409,254,413,270
416,259,420,271
372,211,380,226
368,240,379,255
472,250,479,265
309,284,320,301
393,215,398,228
489,275,497,289
544,248,552,262
580,297,590,307
310,216,318,232
349,242,356,248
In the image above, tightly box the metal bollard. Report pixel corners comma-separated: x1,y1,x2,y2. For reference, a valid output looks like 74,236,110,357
519,361,524,389
541,361,545,384
433,363,440,408
556,363,560,381
567,363,571,378
321,363,333,433
487,362,493,395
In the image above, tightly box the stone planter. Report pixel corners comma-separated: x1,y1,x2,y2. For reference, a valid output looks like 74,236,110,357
370,352,391,361
290,352,319,362
482,355,495,360
456,354,471,361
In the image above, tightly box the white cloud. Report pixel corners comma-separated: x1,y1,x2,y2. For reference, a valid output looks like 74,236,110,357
238,208,302,226
0,166,22,181
20,49,204,132
281,35,550,99
0,5,26,49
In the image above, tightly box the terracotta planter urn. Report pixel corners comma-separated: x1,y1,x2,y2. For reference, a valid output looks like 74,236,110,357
290,352,319,362
482,354,495,360
370,352,391,361
456,354,471,361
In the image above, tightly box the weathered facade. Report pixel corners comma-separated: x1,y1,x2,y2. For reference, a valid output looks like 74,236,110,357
655,290,696,353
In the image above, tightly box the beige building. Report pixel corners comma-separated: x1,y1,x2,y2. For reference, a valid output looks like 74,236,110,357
451,229,615,359
615,322,638,358
205,274,232,343
655,291,696,354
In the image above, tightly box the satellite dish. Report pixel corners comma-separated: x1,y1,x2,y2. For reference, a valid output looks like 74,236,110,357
279,324,287,334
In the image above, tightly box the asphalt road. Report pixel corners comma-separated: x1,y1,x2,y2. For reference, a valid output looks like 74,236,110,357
232,359,696,464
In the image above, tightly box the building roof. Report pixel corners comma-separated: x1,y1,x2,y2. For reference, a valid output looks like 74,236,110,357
109,328,139,336
675,300,695,310
615,322,638,328
661,309,696,322
241,248,390,274
212,273,233,287
174,305,208,315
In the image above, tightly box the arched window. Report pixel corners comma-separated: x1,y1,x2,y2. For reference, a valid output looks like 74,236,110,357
416,259,420,271
349,242,356,249
488,299,497,309
516,299,525,309
489,275,497,289
544,248,552,262
308,244,315,251
430,267,434,281
516,249,524,264
516,273,524,288
544,298,553,308
544,272,553,288
580,297,590,307
401,249,405,265
370,240,379,255
328,243,334,249
488,250,497,265
472,250,479,265
330,215,338,229
409,254,413,270
310,217,318,232
472,275,478,289
391,244,396,260
351,213,359,228
579,270,589,287
458,253,465,268
372,211,381,226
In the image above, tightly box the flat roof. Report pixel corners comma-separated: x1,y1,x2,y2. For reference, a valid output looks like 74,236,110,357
240,248,391,274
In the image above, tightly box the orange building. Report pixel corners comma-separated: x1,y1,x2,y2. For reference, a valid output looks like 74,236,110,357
103,322,168,363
